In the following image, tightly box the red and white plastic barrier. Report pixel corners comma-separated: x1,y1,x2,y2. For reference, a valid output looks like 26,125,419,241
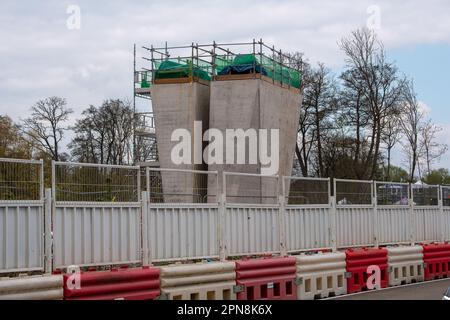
63,267,160,300
345,248,388,294
235,257,297,300
422,243,450,281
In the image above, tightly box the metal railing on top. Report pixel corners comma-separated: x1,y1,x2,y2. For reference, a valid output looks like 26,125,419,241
52,161,141,203
0,158,43,201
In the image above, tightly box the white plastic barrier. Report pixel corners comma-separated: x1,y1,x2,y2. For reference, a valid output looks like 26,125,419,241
159,262,236,300
0,275,63,300
295,252,347,300
387,245,424,286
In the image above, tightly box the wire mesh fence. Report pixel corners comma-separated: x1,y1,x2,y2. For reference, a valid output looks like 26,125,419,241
0,158,43,201
412,184,439,206
443,186,450,207
284,176,330,205
334,179,373,205
145,168,218,203
375,182,410,206
53,162,140,203
224,172,279,205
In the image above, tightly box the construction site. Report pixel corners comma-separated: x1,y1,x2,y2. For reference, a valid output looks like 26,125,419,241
1,39,450,302
133,40,303,204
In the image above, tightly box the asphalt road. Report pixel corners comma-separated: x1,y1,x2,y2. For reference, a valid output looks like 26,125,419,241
327,278,450,300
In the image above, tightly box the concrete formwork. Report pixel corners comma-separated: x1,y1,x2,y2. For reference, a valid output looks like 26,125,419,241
208,78,301,204
151,81,210,203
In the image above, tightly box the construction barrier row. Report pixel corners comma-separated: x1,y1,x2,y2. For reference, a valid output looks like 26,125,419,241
3,243,450,300
0,275,63,300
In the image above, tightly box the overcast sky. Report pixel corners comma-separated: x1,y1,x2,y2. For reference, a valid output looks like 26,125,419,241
1,0,449,169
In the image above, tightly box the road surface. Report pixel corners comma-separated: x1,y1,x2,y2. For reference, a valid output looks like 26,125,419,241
327,278,450,300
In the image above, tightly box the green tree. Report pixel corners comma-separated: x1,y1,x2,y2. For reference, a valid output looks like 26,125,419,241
424,168,450,185
0,115,33,158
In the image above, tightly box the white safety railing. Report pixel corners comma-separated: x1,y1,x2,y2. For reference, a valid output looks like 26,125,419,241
3,159,450,272
0,158,47,274
334,179,374,249
51,161,141,269
375,182,411,245
283,177,332,253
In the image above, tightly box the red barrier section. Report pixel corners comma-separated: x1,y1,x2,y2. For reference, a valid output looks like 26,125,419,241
63,267,160,300
345,248,388,294
235,257,297,300
422,243,450,280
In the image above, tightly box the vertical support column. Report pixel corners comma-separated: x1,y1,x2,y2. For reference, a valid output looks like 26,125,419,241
373,181,379,248
141,191,150,266
44,188,53,274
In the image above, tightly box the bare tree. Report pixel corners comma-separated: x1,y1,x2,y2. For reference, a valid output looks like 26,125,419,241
400,81,424,182
22,97,73,161
297,62,337,177
339,28,406,179
381,116,401,180
69,99,134,165
419,120,448,176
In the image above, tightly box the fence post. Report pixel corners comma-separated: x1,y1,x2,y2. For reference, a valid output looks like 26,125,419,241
141,191,150,266
330,195,338,252
373,181,379,248
278,193,288,257
44,188,53,274
409,184,415,245
218,192,226,261
439,186,445,243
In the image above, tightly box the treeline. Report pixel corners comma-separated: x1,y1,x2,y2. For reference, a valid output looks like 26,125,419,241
0,28,448,184
293,28,447,184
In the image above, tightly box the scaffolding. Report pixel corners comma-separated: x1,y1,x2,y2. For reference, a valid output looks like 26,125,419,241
132,40,304,164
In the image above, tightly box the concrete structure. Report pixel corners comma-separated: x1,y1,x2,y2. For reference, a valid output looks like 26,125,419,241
208,76,302,204
151,81,210,203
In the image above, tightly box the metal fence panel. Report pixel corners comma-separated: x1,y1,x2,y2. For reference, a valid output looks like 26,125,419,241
224,173,279,205
335,179,373,205
0,158,44,274
414,207,441,242
285,206,331,252
53,161,140,203
336,206,374,248
146,205,219,262
284,177,330,205
225,205,280,256
0,202,44,273
53,203,141,269
146,168,218,204
378,207,411,245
